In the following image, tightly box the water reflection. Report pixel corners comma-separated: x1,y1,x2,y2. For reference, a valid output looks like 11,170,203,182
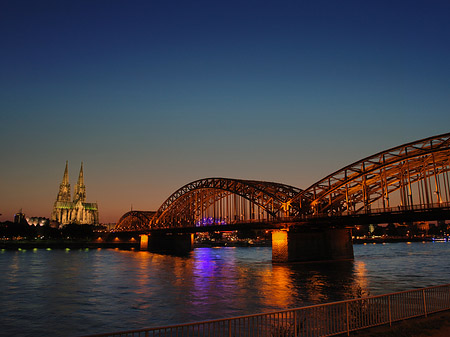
189,248,371,314
2,243,450,337
260,265,293,308
261,260,371,309
189,248,242,319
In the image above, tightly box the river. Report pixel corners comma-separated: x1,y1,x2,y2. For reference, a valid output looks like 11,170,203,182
1,242,450,337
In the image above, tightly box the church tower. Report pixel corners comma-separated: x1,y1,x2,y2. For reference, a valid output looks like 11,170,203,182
73,162,86,203
51,161,72,224
56,161,71,202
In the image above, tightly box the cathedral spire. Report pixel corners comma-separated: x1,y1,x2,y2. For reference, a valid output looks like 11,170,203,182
56,161,71,202
74,162,86,203
62,160,69,185
78,162,84,187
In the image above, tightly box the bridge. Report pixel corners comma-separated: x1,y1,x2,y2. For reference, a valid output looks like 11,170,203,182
115,133,450,262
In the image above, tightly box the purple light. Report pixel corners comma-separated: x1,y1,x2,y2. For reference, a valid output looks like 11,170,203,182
195,217,227,227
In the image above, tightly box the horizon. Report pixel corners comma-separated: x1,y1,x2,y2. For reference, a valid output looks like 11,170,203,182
1,0,450,223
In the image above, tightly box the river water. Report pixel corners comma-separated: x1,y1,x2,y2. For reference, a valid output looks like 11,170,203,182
1,242,450,337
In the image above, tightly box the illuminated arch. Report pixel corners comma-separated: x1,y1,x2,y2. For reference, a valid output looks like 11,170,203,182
115,211,156,231
289,132,450,216
152,178,302,228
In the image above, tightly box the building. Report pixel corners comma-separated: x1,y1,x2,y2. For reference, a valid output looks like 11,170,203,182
51,162,99,225
14,209,27,224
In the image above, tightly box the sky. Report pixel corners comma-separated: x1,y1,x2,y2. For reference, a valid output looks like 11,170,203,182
1,0,450,223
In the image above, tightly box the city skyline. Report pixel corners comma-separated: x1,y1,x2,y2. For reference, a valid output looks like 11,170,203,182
1,0,450,223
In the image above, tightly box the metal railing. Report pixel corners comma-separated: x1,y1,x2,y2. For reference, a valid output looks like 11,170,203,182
83,284,450,337
347,201,450,216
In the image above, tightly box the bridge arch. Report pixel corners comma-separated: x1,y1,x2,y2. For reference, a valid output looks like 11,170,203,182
115,211,156,231
152,178,302,229
289,132,450,216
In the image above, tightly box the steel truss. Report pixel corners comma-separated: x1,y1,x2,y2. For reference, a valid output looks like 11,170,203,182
152,178,302,229
289,132,450,216
115,211,156,231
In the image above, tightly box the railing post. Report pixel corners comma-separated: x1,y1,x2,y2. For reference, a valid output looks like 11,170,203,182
294,310,298,337
423,289,428,317
388,295,392,326
228,319,232,337
448,285,450,309
346,302,350,336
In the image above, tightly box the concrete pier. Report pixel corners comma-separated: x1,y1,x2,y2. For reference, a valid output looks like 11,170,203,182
140,233,194,254
272,227,354,263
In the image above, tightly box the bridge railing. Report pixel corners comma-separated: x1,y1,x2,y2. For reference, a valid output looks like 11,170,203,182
347,201,450,216
298,201,450,220
82,284,450,337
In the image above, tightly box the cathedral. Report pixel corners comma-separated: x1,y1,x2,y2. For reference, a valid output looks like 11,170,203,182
51,162,99,225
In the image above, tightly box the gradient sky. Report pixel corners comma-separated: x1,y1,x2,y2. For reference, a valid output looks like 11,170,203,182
1,0,450,223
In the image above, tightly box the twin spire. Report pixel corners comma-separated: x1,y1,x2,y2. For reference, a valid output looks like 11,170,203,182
74,162,86,203
57,161,86,203
62,160,70,186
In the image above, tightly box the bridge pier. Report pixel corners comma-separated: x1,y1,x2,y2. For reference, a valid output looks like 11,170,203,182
272,227,354,263
140,234,149,250
140,233,194,255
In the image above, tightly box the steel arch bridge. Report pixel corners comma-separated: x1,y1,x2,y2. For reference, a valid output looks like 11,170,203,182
116,133,450,231
151,178,302,229
289,132,450,218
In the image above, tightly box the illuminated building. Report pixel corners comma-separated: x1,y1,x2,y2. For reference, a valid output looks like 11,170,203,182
51,162,99,225
14,209,27,224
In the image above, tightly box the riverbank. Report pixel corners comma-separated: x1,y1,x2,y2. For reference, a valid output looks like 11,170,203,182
0,239,273,250
353,237,436,244
1,237,438,250
349,310,450,337
0,240,138,250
